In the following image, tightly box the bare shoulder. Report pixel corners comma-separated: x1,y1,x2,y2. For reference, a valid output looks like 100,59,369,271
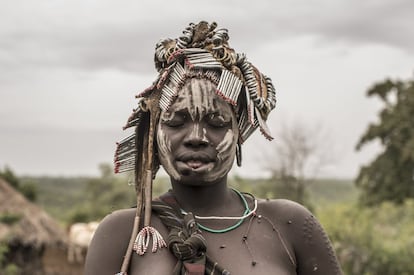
257,198,312,222
84,208,136,275
256,198,318,248
92,208,136,244
99,208,136,229
257,199,342,274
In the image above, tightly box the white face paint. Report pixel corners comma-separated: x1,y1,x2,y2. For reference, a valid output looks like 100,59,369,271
156,78,238,184
156,127,181,180
216,129,235,161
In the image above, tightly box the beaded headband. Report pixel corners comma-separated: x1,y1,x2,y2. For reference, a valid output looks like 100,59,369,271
114,21,277,274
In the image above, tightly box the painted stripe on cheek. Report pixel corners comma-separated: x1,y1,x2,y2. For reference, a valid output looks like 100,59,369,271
216,129,235,161
157,128,181,180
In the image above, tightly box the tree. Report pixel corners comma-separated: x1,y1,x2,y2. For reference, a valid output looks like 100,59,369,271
0,243,20,275
356,76,414,205
0,166,37,202
68,163,136,223
0,166,19,189
262,119,334,207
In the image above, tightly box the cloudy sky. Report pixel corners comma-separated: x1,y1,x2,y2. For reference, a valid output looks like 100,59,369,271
1,0,413,178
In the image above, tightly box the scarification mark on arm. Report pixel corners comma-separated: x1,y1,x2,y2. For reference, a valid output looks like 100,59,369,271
303,214,342,274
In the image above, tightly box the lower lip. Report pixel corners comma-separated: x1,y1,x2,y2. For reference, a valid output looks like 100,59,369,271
176,161,215,174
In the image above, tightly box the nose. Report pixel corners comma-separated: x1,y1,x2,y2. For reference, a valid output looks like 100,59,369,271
183,123,208,148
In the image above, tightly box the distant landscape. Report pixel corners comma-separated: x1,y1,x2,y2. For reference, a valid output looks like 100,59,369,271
20,175,357,225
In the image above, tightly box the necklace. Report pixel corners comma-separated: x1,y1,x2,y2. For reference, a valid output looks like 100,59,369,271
181,189,257,233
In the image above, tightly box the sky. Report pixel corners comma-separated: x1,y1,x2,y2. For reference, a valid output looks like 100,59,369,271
0,0,413,179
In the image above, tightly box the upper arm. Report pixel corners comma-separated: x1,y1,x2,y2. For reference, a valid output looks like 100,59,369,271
262,200,342,275
84,209,135,275
284,202,342,274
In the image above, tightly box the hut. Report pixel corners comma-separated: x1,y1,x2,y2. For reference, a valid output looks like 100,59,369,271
0,178,81,275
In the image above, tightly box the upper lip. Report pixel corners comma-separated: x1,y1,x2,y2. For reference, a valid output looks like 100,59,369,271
176,152,215,163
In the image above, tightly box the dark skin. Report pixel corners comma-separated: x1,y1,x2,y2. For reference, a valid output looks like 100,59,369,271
85,79,342,274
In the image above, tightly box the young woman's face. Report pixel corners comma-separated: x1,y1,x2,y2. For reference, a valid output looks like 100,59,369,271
157,78,238,185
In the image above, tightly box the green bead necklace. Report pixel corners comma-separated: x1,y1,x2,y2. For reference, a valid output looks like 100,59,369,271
181,189,254,234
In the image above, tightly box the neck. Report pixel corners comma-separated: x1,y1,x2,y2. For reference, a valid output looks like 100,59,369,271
169,177,235,216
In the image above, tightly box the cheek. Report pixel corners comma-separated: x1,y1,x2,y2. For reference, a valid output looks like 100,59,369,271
157,127,181,180
156,127,172,159
215,129,237,160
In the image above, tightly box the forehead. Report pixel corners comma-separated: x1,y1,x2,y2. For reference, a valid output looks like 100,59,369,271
166,78,233,116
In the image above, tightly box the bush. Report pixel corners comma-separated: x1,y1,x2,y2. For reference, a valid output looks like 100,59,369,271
0,166,37,202
0,243,20,275
18,182,37,202
0,213,21,225
318,200,414,275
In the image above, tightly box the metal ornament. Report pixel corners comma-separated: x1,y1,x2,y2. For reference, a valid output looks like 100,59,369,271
236,141,242,167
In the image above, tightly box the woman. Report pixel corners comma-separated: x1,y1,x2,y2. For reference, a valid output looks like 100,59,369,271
85,21,342,275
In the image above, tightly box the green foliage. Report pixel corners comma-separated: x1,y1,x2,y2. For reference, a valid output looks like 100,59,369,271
18,181,37,202
318,200,414,275
65,165,175,223
0,243,20,275
21,165,172,225
356,76,414,205
229,177,357,211
307,178,358,207
24,167,356,226
0,166,37,202
268,176,313,209
0,213,21,225
0,166,19,189
67,163,137,223
232,176,315,210
21,176,90,222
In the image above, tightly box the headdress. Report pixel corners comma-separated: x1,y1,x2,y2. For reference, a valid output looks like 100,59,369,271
114,21,277,274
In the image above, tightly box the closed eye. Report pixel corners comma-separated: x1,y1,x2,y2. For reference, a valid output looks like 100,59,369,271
206,113,231,128
162,112,188,128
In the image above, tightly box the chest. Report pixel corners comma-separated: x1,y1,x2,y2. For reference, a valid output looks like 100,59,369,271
203,217,296,274
129,215,297,275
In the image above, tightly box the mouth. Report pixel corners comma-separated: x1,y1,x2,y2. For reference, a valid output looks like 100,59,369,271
186,159,205,169
176,156,215,174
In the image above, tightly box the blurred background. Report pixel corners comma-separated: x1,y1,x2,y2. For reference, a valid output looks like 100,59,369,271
1,0,413,274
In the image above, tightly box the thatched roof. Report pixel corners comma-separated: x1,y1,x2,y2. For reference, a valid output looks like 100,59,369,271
0,178,68,248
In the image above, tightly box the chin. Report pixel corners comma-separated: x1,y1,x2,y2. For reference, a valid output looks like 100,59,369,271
178,176,225,187
166,165,231,186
